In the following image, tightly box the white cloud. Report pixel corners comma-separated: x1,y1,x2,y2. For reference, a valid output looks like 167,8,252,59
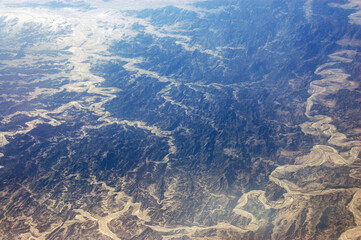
2,0,206,10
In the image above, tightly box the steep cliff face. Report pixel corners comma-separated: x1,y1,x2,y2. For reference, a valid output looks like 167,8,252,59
0,0,360,239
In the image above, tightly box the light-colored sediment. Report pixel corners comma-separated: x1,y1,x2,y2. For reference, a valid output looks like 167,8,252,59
233,3,361,237
329,0,361,25
72,176,153,240
339,189,361,240
0,5,184,161
0,1,360,239
0,4,188,238
0,134,9,148
304,0,314,22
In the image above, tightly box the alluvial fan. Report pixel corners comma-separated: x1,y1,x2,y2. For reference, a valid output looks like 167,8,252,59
0,0,360,239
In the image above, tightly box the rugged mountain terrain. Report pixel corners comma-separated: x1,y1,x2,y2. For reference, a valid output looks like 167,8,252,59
0,0,360,239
